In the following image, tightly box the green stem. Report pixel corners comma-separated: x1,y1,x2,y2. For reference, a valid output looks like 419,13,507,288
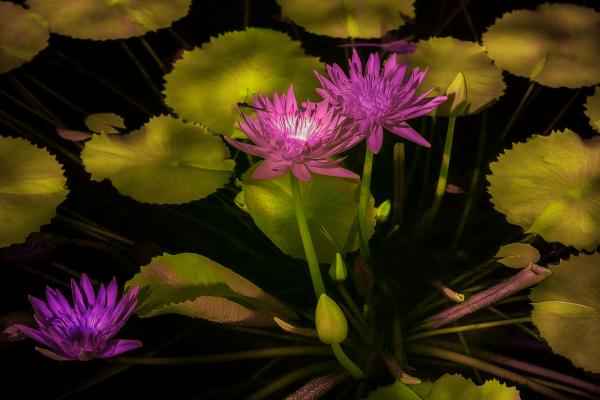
392,143,405,227
488,306,540,339
140,38,167,73
358,146,374,262
337,284,368,332
407,317,532,341
331,343,366,379
290,175,326,299
498,81,537,144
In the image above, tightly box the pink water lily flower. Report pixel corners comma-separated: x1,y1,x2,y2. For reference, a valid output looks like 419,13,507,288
225,85,363,181
315,49,447,153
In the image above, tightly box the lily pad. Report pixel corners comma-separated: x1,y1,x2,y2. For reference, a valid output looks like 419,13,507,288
494,243,540,269
487,129,600,250
242,170,375,263
365,374,519,399
163,28,324,137
584,86,600,133
0,137,67,248
397,37,505,116
27,0,192,40
126,252,295,326
482,4,600,88
85,113,126,134
530,253,600,373
0,2,48,74
81,115,235,204
277,0,415,38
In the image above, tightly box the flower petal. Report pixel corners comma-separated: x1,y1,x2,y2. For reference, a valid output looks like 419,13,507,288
291,163,312,181
35,346,73,361
307,164,359,179
366,124,384,153
388,123,430,147
98,339,143,358
80,274,96,305
252,159,291,180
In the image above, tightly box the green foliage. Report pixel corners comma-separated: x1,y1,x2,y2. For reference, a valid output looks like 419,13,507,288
163,28,323,137
0,2,48,74
487,129,600,250
85,113,125,134
126,252,295,326
277,0,415,38
0,137,67,248
242,170,375,263
494,243,540,268
530,253,600,373
81,115,235,204
27,0,192,40
584,86,600,133
482,4,600,88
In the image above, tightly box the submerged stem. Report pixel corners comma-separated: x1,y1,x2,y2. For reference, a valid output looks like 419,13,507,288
331,343,366,380
358,146,374,262
407,317,532,341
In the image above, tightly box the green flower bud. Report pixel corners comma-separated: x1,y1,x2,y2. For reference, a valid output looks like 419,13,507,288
328,253,348,282
315,294,348,344
443,72,469,116
375,199,392,224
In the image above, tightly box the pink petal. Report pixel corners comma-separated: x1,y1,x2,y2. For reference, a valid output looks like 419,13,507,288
366,124,384,153
307,165,359,179
223,137,269,158
388,123,430,147
291,163,312,181
252,160,290,180
285,84,298,114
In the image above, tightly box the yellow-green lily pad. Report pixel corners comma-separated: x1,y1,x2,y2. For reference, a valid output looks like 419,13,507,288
530,253,600,373
85,113,126,134
0,2,48,74
488,129,600,250
81,116,235,204
163,28,323,137
494,243,540,269
584,86,600,133
398,37,505,116
27,0,192,40
277,0,414,38
242,170,375,263
482,4,600,88
0,137,67,248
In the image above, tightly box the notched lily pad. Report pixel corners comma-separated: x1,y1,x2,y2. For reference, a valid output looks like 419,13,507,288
81,115,235,204
242,170,375,263
163,28,323,137
398,37,505,116
530,253,600,373
495,243,540,268
0,137,67,248
487,129,600,250
482,3,600,88
27,0,192,40
277,0,415,39
85,113,126,134
584,86,600,133
0,2,49,74
126,252,295,326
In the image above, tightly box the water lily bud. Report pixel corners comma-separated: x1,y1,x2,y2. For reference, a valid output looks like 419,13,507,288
315,294,348,344
233,191,249,213
328,253,348,282
376,199,392,224
443,72,469,116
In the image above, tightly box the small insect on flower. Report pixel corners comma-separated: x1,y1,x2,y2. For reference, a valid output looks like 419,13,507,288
15,274,141,361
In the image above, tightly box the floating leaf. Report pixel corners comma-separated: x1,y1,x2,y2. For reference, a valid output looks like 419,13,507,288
495,243,540,268
82,116,235,204
126,252,295,326
530,253,600,373
163,28,323,137
56,128,93,142
85,113,126,134
0,137,67,248
365,374,519,399
242,171,375,263
584,86,600,133
0,2,48,74
277,0,415,38
487,129,600,250
27,0,192,40
482,4,600,88
398,37,505,116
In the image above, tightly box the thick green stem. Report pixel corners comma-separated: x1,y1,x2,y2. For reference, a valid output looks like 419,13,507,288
407,317,532,341
358,146,374,262
331,343,366,379
291,175,326,299
426,116,456,226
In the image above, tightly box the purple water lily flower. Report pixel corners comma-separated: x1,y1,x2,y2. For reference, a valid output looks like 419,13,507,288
315,49,447,153
224,85,362,181
16,274,141,361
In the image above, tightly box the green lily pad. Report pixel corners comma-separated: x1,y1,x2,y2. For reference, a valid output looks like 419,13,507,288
584,86,600,133
397,37,505,116
27,0,192,40
81,116,235,204
277,0,414,38
242,170,375,263
163,28,324,137
85,113,126,134
365,374,519,399
0,2,48,74
482,4,600,88
126,252,295,326
530,253,600,373
487,129,600,250
494,243,540,269
0,137,67,248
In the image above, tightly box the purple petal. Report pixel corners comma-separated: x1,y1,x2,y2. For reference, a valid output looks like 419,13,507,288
106,278,118,309
45,287,73,315
80,274,96,305
388,123,430,147
252,160,290,180
35,346,73,361
291,163,312,181
307,165,359,179
383,53,398,76
15,324,52,347
98,339,143,358
29,296,53,321
71,279,87,311
223,137,270,158
285,84,298,114
366,124,384,153
366,52,380,77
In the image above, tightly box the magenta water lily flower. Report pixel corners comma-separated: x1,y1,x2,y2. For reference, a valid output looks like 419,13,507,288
224,85,362,181
315,49,447,153
16,274,141,361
